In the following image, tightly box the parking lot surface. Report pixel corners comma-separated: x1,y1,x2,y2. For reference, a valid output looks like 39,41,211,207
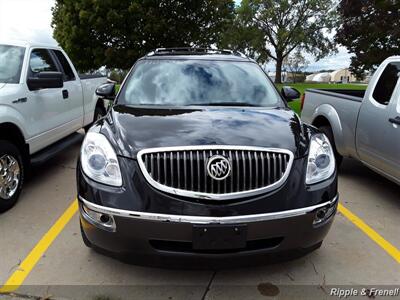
0,135,399,299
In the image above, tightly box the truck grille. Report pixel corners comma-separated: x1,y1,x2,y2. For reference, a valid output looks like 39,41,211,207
137,146,294,200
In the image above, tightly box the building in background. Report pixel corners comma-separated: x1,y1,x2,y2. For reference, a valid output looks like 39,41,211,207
330,68,357,83
305,68,358,83
305,72,331,83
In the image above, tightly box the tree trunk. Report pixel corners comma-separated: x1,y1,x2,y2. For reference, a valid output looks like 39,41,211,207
275,54,283,84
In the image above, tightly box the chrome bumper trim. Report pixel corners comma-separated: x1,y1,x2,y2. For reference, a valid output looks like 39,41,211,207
79,195,338,225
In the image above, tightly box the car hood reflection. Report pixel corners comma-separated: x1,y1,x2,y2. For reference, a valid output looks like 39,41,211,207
104,105,307,158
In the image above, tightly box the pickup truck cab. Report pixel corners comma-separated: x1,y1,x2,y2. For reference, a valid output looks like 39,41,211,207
0,40,108,212
301,56,400,185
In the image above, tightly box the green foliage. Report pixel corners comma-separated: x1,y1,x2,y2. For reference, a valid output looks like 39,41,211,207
52,0,235,72
222,0,337,83
108,69,128,84
335,0,400,79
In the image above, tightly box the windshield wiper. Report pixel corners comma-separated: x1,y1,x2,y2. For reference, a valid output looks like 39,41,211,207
190,102,261,107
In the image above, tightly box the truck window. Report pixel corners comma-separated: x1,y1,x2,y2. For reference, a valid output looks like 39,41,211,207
53,50,75,81
0,45,25,84
29,49,58,74
372,62,400,105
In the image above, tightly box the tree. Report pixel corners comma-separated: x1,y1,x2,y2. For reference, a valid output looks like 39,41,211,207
223,0,336,83
283,49,309,83
220,11,270,64
335,0,400,79
52,0,234,72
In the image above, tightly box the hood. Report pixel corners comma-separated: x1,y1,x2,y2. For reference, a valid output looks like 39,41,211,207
101,105,310,159
0,83,6,90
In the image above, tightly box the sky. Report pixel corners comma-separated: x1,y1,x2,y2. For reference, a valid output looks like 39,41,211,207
0,0,352,72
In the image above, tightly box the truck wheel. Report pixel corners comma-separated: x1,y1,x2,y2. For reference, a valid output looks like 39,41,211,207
319,126,343,167
0,140,24,213
84,105,106,132
93,105,106,122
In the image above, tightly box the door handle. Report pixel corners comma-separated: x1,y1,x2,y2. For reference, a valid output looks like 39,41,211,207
62,89,69,99
389,116,400,125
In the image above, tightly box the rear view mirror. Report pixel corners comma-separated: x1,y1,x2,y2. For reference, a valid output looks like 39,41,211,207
27,72,63,91
96,83,116,100
281,86,301,102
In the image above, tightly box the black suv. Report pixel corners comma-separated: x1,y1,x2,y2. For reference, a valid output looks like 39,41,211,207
77,48,338,267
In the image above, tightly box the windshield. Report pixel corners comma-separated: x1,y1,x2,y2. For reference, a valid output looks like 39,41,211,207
119,59,282,107
0,45,25,84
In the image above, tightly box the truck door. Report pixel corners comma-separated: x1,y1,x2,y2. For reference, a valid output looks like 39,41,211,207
25,48,70,152
51,49,84,131
386,84,400,181
356,61,400,181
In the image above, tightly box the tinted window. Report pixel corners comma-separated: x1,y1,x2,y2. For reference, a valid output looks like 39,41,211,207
120,60,281,107
0,45,25,83
53,50,75,81
373,62,400,105
29,49,57,73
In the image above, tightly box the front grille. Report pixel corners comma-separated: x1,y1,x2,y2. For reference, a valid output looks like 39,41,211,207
137,146,293,200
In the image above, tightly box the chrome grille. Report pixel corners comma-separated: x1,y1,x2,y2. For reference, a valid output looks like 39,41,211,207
137,146,294,200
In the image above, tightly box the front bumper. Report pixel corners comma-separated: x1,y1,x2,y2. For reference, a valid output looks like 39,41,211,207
79,194,338,268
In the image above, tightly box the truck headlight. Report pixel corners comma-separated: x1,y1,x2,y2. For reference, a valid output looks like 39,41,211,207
80,132,122,187
306,133,335,184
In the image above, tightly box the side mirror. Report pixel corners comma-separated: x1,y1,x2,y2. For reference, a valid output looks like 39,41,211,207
27,72,63,91
281,86,301,102
96,83,116,100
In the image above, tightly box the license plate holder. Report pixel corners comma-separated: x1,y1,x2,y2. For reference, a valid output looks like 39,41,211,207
192,224,247,250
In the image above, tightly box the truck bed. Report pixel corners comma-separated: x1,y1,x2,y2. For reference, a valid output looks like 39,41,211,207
306,88,365,101
301,88,365,158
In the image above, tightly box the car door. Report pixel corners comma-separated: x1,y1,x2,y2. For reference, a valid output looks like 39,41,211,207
356,61,400,181
24,48,70,152
51,49,84,132
385,85,400,182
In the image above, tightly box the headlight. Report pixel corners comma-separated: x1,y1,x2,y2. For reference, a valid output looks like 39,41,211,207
80,132,122,186
306,133,336,184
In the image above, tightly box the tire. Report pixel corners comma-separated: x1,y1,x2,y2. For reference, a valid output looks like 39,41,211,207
84,104,106,132
0,140,24,213
318,125,343,167
80,221,92,248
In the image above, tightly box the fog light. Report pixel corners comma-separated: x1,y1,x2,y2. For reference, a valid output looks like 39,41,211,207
81,204,116,232
313,204,336,225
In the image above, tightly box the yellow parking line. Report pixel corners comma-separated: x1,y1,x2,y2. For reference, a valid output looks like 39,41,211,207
1,198,399,293
0,199,78,293
338,203,400,264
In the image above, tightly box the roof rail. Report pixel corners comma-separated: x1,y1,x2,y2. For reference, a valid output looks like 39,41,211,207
146,47,248,59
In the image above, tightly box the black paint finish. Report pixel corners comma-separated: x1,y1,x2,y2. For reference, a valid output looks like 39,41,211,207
98,105,309,159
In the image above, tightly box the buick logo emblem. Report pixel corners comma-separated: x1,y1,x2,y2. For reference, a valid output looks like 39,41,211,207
207,155,231,180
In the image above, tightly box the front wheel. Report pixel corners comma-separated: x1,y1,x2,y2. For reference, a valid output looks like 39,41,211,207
318,125,343,167
0,140,24,213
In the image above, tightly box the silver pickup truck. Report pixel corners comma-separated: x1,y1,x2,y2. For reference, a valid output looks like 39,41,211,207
301,56,400,185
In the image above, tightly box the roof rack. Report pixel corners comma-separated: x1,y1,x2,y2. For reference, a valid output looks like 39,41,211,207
146,47,248,59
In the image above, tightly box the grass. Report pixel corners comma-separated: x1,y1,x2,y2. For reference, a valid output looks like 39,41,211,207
276,83,367,114
115,82,367,115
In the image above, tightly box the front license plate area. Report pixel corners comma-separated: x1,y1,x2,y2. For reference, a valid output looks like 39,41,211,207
192,224,247,250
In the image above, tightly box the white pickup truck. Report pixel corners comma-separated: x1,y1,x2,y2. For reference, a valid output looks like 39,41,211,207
301,56,400,186
0,40,108,212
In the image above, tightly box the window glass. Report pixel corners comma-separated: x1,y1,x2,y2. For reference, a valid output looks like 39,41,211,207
53,50,75,81
120,60,282,107
29,49,57,73
0,45,25,83
372,62,400,105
